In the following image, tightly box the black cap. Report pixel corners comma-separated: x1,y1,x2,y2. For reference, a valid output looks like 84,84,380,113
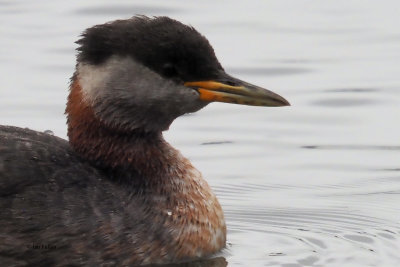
76,16,223,82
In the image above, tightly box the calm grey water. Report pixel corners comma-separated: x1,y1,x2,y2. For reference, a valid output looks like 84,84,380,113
1,1,400,266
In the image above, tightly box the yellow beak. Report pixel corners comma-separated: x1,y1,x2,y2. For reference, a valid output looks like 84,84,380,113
184,75,289,107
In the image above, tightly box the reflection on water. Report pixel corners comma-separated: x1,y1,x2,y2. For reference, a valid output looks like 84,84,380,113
1,0,400,266
161,257,227,267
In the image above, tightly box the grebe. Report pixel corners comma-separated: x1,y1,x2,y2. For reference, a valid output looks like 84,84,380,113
0,16,289,266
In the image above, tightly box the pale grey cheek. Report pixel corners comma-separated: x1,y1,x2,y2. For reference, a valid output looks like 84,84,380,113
177,87,207,109
79,56,209,131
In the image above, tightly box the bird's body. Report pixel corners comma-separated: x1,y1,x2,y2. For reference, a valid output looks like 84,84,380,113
0,124,224,266
0,16,288,265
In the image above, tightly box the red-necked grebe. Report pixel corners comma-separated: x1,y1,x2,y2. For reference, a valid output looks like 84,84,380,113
0,16,289,266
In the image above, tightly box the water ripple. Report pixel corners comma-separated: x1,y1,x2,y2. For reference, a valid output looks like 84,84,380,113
302,145,400,151
324,88,379,93
311,98,377,107
73,5,180,16
227,67,312,76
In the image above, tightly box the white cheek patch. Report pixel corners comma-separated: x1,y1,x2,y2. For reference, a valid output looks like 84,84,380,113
75,55,204,133
76,56,164,105
77,62,111,104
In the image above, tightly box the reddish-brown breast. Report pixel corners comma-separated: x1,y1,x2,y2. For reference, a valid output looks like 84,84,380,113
65,80,226,264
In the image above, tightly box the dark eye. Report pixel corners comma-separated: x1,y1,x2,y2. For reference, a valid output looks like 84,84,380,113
162,63,179,78
225,80,237,86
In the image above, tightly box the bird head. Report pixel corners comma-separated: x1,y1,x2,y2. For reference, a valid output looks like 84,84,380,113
70,16,289,133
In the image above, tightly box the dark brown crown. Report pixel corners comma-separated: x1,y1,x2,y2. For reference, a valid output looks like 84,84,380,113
76,16,223,82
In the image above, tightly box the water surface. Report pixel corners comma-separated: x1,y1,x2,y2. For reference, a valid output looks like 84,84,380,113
1,1,400,266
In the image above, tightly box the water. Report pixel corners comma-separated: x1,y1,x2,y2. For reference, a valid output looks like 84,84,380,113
1,1,400,266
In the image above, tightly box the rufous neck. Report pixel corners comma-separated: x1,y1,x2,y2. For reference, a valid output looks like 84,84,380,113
66,80,170,179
